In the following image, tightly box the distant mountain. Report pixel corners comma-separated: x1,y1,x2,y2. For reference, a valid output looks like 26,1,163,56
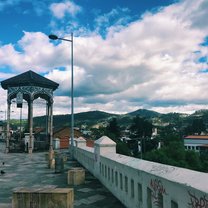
33,110,118,128
191,109,208,117
127,109,161,118
75,110,117,121
32,108,208,130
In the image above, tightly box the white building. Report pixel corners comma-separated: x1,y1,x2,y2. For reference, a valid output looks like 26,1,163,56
184,135,208,152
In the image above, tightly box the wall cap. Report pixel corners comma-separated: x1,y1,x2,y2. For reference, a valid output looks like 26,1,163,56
95,136,116,146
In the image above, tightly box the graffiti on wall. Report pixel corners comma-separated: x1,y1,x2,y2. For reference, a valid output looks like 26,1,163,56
188,191,208,208
150,178,167,207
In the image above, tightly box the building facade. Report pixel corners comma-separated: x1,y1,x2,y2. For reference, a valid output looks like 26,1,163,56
184,135,208,152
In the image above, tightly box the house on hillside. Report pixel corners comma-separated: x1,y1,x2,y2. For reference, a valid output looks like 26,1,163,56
183,135,208,152
53,126,82,149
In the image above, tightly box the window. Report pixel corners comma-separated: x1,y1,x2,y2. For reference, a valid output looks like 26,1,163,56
115,171,118,187
171,200,178,208
131,179,134,198
120,173,123,190
147,187,152,208
108,167,110,181
138,183,142,202
125,176,128,193
111,169,114,183
99,162,101,174
102,164,104,176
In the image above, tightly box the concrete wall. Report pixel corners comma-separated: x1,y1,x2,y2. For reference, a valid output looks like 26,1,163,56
74,136,208,208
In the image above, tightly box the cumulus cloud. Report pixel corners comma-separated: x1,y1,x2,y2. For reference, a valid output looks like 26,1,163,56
0,0,208,115
50,1,81,19
0,0,21,11
0,0,49,16
94,7,132,36
0,31,72,72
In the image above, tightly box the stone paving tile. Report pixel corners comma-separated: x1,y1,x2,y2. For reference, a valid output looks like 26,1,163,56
0,142,125,207
0,203,12,208
87,194,106,203
77,188,94,193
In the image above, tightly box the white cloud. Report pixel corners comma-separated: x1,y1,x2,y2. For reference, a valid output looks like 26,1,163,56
0,0,21,11
0,0,208,115
0,31,72,72
50,1,81,19
94,7,131,35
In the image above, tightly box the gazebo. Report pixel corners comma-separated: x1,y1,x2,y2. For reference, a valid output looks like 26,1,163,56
1,70,59,158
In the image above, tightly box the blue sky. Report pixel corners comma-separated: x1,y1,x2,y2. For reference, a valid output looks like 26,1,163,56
0,0,208,118
0,0,175,44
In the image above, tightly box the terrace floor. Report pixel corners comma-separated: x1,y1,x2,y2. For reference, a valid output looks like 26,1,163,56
0,142,125,208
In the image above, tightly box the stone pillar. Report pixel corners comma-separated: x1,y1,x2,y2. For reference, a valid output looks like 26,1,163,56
48,101,54,169
68,168,85,185
49,101,53,152
47,102,50,139
46,102,49,139
94,136,116,177
5,99,11,153
74,137,86,159
28,99,33,154
75,137,86,148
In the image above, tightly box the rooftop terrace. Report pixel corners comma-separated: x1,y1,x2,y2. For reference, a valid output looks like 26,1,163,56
0,142,124,208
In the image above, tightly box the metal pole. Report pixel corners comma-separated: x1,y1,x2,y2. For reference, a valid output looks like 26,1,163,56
48,33,74,158
19,107,22,141
6,100,11,153
70,32,74,159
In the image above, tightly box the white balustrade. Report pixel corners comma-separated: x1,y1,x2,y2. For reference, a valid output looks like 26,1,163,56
74,136,208,208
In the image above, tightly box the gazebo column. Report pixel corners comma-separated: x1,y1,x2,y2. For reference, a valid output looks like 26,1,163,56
46,103,49,140
47,102,50,141
28,99,33,154
5,99,11,153
48,101,54,168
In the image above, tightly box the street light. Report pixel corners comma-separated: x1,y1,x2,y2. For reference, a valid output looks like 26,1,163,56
48,33,74,158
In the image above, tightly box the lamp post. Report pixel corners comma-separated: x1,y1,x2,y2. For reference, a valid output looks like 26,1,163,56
48,33,74,158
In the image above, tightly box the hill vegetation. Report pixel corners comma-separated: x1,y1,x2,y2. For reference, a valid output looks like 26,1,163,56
12,108,208,172
32,108,206,131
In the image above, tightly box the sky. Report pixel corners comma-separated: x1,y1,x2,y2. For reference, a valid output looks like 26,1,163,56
0,0,208,119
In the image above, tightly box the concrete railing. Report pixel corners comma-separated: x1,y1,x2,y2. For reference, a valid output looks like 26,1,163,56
74,136,208,208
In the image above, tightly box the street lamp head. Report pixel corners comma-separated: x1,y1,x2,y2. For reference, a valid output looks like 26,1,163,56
48,34,58,40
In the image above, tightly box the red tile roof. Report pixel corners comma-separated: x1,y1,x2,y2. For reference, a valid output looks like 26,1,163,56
184,135,208,140
86,139,94,148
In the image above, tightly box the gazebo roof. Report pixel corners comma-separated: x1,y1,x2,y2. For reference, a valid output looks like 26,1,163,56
1,70,59,90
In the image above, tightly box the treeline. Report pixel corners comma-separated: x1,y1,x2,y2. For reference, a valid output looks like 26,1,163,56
101,116,208,173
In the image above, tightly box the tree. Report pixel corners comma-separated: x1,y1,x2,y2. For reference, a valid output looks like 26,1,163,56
130,116,153,138
185,150,202,171
184,118,206,135
116,141,131,156
192,118,206,135
106,118,121,141
144,141,186,167
105,118,131,156
90,127,106,140
200,151,208,172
